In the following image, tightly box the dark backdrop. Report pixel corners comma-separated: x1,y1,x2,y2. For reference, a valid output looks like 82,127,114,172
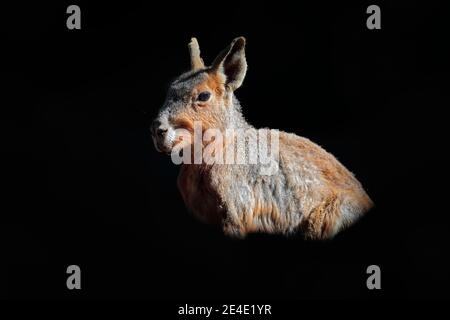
1,1,448,300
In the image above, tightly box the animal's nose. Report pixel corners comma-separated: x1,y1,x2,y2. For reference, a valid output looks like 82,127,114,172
156,127,167,137
151,120,167,137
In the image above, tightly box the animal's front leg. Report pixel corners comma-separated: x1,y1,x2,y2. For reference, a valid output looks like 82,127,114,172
222,219,246,239
218,178,252,238
222,212,247,239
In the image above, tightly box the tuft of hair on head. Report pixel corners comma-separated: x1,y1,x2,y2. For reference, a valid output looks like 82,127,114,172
188,37,205,71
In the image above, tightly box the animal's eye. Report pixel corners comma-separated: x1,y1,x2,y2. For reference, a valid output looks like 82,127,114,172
197,91,211,102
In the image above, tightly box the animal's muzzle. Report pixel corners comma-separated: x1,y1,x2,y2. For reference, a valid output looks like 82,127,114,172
151,119,171,153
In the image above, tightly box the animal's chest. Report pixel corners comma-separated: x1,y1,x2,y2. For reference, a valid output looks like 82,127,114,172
177,165,224,224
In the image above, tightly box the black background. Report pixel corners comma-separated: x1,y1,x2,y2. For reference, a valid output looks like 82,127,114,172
1,1,449,300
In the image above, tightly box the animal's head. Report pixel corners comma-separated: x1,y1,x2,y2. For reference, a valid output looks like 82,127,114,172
151,37,247,154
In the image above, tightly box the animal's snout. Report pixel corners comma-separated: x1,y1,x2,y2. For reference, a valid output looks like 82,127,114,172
156,127,167,137
151,118,173,153
151,120,168,137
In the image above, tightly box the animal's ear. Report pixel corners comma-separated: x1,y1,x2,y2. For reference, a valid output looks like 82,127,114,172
211,37,247,91
188,37,205,70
